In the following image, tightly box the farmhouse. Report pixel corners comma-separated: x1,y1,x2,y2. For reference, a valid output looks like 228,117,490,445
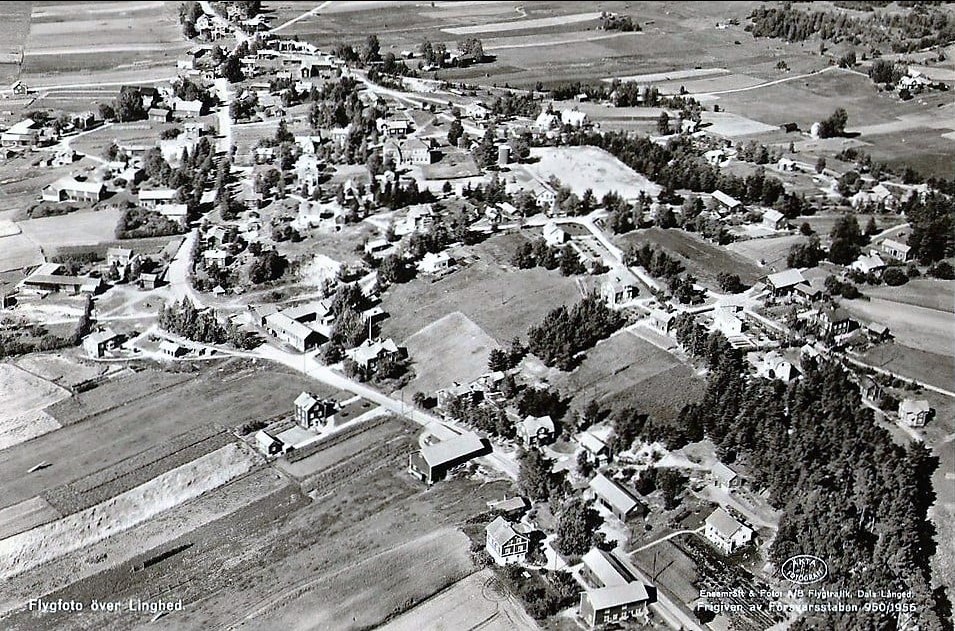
159,340,186,358
156,203,189,226
83,328,120,358
484,516,530,565
106,247,135,279
814,306,854,338
148,107,173,123
588,473,646,521
408,432,488,485
579,549,652,628
851,253,886,275
647,308,675,334
761,208,787,230
710,462,739,489
765,269,806,298
881,238,912,262
755,350,799,382
263,312,322,352
464,102,489,120
534,111,559,132
518,415,555,448
577,429,611,465
711,190,743,214
560,109,588,127
601,273,637,308
436,382,483,411
542,222,568,247
418,251,453,275
294,391,337,430
173,98,206,118
139,188,178,209
344,337,402,370
704,507,753,554
898,398,932,428
376,118,411,137
851,184,895,210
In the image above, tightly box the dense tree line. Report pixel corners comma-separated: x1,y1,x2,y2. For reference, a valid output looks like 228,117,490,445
527,294,624,370
670,327,947,629
902,192,955,264
748,3,955,52
564,132,798,212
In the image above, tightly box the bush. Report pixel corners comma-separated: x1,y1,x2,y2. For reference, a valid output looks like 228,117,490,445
883,267,908,286
927,261,955,279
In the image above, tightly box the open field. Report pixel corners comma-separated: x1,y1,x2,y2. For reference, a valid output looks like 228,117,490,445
522,146,662,200
864,279,954,313
0,441,259,580
13,354,104,388
0,497,60,542
861,343,955,393
0,361,336,511
0,364,69,451
0,234,46,272
712,67,954,131
381,240,582,345
0,467,295,625
243,528,474,631
700,110,778,137
616,227,765,290
842,296,953,355
726,235,805,271
443,12,602,35
17,209,123,250
856,127,955,180
403,311,497,395
0,3,31,84
382,568,540,631
793,212,905,240
552,332,704,422
20,2,186,84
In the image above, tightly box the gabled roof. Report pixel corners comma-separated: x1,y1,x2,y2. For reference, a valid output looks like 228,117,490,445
899,398,930,414
589,473,640,516
705,507,748,539
295,391,318,410
582,548,634,587
711,462,738,485
85,328,118,345
578,430,607,454
586,583,650,611
766,268,805,289
420,432,485,467
485,516,526,546
712,190,742,208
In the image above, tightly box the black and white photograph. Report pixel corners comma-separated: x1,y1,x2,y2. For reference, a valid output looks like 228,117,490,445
0,1,952,629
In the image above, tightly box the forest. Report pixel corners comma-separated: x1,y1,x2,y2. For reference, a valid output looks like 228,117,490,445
664,320,947,630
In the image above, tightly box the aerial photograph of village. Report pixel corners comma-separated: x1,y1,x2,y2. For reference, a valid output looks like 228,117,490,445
0,1,952,629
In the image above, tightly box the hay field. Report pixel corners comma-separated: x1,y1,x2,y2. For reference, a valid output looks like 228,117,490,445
17,209,123,250
0,364,69,451
403,311,497,395
0,442,259,580
382,568,540,631
522,146,662,200
842,297,952,355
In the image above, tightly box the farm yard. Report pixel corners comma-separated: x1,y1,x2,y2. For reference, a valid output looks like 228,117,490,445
520,146,662,200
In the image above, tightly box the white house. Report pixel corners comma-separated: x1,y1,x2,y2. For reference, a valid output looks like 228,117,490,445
543,222,568,247
704,507,753,555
